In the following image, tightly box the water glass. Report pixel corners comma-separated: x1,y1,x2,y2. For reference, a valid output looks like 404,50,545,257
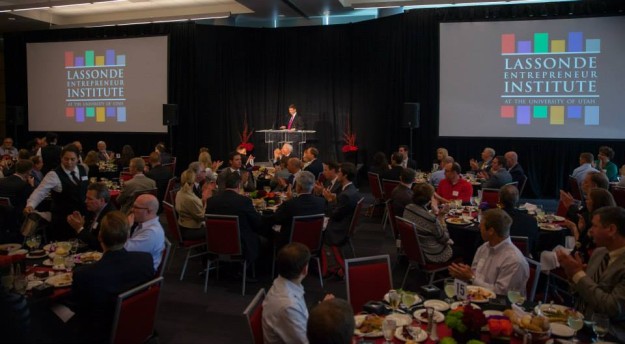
567,313,584,343
382,319,396,344
65,256,75,272
388,289,400,312
444,278,455,304
13,275,27,294
592,313,609,341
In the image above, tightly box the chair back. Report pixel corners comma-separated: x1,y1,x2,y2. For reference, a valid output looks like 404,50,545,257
169,189,180,207
243,288,266,344
568,176,582,200
347,197,365,238
140,155,151,165
519,175,528,196
163,177,178,204
381,179,400,202
345,255,392,313
162,163,175,176
205,214,242,256
395,217,426,266
119,171,133,182
162,201,183,244
0,197,12,207
526,258,541,302
289,214,325,254
156,238,171,277
110,277,163,344
511,236,530,257
367,172,384,200
385,200,398,239
556,199,568,217
481,188,500,209
611,187,625,208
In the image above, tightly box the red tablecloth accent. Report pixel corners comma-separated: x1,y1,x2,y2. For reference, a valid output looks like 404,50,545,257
0,253,25,267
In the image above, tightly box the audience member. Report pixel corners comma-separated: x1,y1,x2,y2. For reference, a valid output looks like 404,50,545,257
398,145,417,169
155,142,173,164
596,146,618,182
96,141,114,162
619,165,625,187
470,147,495,172
314,161,341,196
303,147,323,179
39,132,62,174
380,152,404,181
72,141,84,164
391,168,416,216
83,150,99,180
29,155,44,187
307,298,354,344
403,183,453,262
0,159,34,233
67,182,117,251
175,169,209,241
505,151,526,188
125,194,165,271
26,144,88,241
216,151,256,193
480,155,513,189
435,147,449,170
436,162,473,204
557,206,625,342
117,157,156,213
0,137,18,158
236,144,255,171
263,243,334,344
146,151,173,204
499,184,538,257
571,152,598,190
277,157,303,192
449,208,529,295
369,151,390,176
117,144,135,169
429,156,454,188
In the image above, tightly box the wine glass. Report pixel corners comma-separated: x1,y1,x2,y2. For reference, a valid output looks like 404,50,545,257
401,291,415,309
64,256,75,272
567,313,584,343
382,318,397,344
507,287,522,306
387,289,400,313
70,239,79,255
444,278,455,304
592,313,609,341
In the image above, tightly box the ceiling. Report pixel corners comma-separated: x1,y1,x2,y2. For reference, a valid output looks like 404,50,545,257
0,0,576,33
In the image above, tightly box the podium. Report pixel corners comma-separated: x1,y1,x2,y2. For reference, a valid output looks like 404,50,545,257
257,129,316,161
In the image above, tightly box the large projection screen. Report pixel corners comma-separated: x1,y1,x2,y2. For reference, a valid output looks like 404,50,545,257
27,36,168,133
439,16,625,139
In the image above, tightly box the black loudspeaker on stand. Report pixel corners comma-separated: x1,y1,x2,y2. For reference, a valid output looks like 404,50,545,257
402,102,420,162
162,104,178,154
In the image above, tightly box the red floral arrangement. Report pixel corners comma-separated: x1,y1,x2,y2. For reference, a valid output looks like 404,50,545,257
445,304,487,333
239,118,254,151
341,120,358,153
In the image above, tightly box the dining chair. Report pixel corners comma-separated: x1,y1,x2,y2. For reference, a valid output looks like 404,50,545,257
344,197,365,258
204,214,249,295
163,177,178,205
518,175,529,196
381,179,400,229
385,200,402,256
556,199,569,217
568,176,582,200
395,216,455,288
162,162,175,176
526,258,541,303
510,236,530,257
481,188,500,209
155,238,171,278
119,171,133,182
169,189,180,207
162,201,207,280
345,255,392,313
611,186,625,208
110,276,163,344
243,288,266,344
367,172,384,218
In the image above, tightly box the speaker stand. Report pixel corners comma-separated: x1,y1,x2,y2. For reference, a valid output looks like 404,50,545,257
167,123,174,156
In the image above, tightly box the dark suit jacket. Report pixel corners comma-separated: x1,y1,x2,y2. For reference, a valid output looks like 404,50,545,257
508,164,526,188
96,150,114,162
285,114,304,130
304,159,324,180
77,202,117,251
0,175,33,212
117,174,157,213
205,190,262,262
216,168,256,193
325,183,361,246
274,193,327,247
146,165,173,202
71,248,154,341
381,166,403,181
503,207,539,256
324,178,342,195
405,158,417,170
390,184,413,217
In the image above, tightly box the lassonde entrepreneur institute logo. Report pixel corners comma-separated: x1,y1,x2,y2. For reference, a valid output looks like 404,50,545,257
65,49,127,123
500,32,600,126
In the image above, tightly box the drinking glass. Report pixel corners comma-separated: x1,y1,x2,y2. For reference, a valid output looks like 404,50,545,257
444,278,455,304
64,256,75,272
263,186,271,194
388,289,400,313
401,291,415,309
382,318,397,344
592,313,609,341
507,288,522,306
13,275,27,294
567,313,584,343
26,235,41,252
70,239,79,255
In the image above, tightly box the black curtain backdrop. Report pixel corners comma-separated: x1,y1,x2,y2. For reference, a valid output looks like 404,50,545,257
4,1,624,198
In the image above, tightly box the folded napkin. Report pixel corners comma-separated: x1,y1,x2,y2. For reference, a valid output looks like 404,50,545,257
520,203,537,212
540,245,572,271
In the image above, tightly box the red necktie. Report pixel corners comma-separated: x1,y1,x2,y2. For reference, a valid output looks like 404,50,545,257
288,116,294,129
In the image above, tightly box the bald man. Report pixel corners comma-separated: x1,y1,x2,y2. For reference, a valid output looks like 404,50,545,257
125,194,165,270
505,151,526,188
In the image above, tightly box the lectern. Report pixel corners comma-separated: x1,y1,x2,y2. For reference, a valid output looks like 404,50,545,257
257,129,316,161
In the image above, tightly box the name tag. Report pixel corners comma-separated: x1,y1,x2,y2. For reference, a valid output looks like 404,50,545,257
452,191,459,197
81,176,88,181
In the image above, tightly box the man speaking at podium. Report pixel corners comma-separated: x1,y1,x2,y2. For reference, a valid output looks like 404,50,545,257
280,104,304,130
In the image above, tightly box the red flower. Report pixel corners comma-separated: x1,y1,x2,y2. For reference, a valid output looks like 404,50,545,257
342,117,358,152
239,117,254,152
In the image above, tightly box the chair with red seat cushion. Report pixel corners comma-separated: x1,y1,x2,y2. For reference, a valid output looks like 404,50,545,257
345,255,392,313
511,236,530,257
242,288,266,344
162,201,206,280
110,277,163,344
556,199,569,217
526,258,541,302
568,176,582,201
481,188,500,209
396,216,456,288
611,186,625,208
204,214,249,295
367,172,384,218
288,214,325,287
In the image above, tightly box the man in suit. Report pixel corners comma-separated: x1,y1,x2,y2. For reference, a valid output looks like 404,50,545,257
96,141,114,162
0,159,34,233
67,182,117,251
499,184,538,257
314,161,342,197
274,171,327,248
480,156,513,189
70,210,154,342
26,144,89,241
557,206,625,342
145,152,173,205
277,158,302,192
470,147,495,172
206,172,262,264
216,151,256,194
155,142,173,164
117,157,156,213
324,162,361,275
39,132,62,175
391,168,416,217
380,152,404,181
303,147,323,179
398,145,417,170
280,104,304,130
505,151,526,188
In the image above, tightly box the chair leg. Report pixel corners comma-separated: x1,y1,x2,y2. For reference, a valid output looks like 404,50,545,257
330,245,346,275
381,208,388,229
204,260,213,293
314,257,323,288
167,246,178,272
401,263,412,289
242,262,247,296
180,248,192,281
428,271,436,285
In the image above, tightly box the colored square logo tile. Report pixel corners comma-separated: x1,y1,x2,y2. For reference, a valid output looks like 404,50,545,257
500,106,514,118
567,106,582,119
550,106,564,125
533,106,548,119
517,106,530,125
585,106,599,125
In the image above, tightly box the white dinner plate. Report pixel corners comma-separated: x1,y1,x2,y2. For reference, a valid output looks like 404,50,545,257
42,259,54,266
445,217,472,225
353,314,383,337
413,309,445,323
8,249,28,256
0,243,22,252
384,292,422,308
45,273,73,287
535,304,583,323
26,280,43,291
550,323,575,337
466,286,496,303
395,326,428,342
539,223,563,231
450,301,481,310
423,299,450,312
385,313,413,327
26,251,48,259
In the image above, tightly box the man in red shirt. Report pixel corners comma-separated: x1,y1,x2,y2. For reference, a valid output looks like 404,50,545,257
437,162,473,204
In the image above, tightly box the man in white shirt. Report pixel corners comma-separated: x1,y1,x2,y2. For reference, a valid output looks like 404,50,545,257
0,137,18,158
449,208,529,296
571,152,599,190
263,243,333,344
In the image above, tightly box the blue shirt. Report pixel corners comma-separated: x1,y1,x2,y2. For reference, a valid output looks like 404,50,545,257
262,276,309,344
572,163,598,189
124,216,165,271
